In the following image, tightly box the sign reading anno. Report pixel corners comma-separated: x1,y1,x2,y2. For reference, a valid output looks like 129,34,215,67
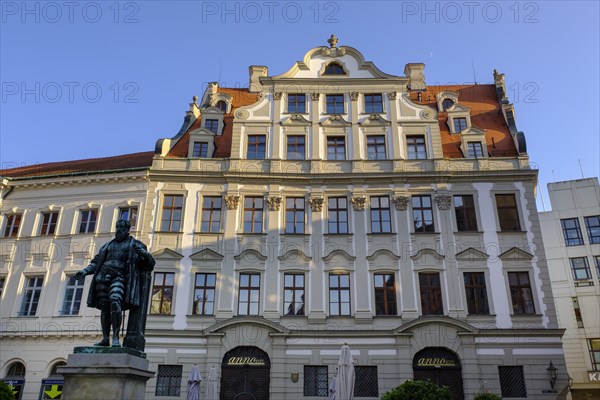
417,357,456,367
226,356,266,366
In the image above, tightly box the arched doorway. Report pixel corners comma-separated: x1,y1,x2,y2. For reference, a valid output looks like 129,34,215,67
220,346,270,400
413,347,464,400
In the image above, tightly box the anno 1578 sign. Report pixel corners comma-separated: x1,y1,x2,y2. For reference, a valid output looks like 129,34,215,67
226,356,266,366
222,346,271,368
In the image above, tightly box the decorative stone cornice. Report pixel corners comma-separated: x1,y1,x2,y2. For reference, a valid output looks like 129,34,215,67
351,196,367,211
392,196,410,211
311,93,320,101
435,195,452,210
350,91,359,101
309,197,324,212
273,92,283,100
224,195,239,210
320,115,351,127
281,114,311,126
359,114,391,127
267,196,282,211
387,91,397,100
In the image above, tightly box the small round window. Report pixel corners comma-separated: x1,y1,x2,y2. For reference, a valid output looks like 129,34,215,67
216,101,227,112
442,98,455,111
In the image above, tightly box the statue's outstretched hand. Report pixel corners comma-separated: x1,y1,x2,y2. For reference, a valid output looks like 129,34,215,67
74,270,87,281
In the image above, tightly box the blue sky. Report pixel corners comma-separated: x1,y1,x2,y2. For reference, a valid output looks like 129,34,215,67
1,0,598,209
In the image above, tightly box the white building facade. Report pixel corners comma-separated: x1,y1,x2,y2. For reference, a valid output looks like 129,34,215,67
540,178,600,400
1,38,569,399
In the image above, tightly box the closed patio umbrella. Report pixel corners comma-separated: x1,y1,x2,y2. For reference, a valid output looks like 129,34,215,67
187,364,202,400
206,365,218,400
335,343,355,400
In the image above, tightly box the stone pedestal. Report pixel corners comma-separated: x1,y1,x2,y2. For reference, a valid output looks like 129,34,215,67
58,348,154,400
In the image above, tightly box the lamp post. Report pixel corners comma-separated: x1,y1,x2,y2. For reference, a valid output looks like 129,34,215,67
547,361,558,389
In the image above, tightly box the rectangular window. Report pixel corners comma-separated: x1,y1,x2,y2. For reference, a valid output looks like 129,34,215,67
205,119,219,134
354,366,379,398
238,273,260,316
412,195,434,232
192,142,208,158
419,272,443,315
453,117,468,132
364,94,383,113
561,218,583,246
374,273,397,316
287,135,305,160
0,277,5,298
328,197,348,234
118,207,138,230
454,195,477,231
595,256,600,278
325,94,344,114
406,135,427,159
155,365,182,397
284,273,305,316
327,136,346,160
498,366,527,398
79,209,97,234
247,135,266,160
590,339,600,371
329,273,350,316
303,366,328,397
367,135,386,160
243,197,264,233
508,272,535,314
61,276,84,316
2,214,21,238
570,257,592,280
285,197,305,234
40,211,59,236
467,142,484,158
495,194,521,231
160,195,183,232
150,272,174,315
193,273,216,315
464,272,489,315
287,94,306,113
201,196,222,233
370,196,391,233
573,297,584,328
585,215,600,244
20,276,44,316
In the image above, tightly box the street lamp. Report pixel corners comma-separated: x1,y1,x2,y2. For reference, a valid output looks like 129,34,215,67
547,361,558,389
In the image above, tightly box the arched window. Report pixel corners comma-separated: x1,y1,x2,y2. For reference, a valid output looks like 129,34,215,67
6,361,26,377
49,362,66,377
216,101,227,112
324,63,345,75
442,98,454,111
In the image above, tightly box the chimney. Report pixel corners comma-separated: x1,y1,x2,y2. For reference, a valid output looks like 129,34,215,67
249,66,268,93
404,63,426,92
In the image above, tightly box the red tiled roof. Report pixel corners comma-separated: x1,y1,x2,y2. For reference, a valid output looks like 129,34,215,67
167,88,259,159
409,84,517,158
0,151,154,179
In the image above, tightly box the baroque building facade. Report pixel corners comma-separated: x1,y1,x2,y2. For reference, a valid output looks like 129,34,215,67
540,178,600,400
1,38,568,399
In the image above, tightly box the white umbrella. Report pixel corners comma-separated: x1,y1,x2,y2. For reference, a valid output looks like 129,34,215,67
206,365,218,400
335,343,355,400
187,364,202,400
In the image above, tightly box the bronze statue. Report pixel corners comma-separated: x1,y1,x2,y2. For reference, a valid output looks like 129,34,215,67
75,219,155,349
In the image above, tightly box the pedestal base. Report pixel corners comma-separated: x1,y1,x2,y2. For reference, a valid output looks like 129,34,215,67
58,351,154,400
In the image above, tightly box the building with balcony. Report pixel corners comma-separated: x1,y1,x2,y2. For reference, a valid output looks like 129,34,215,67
540,178,600,400
1,37,568,399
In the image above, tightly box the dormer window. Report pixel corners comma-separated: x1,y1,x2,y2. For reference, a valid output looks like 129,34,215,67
442,98,454,111
324,63,345,75
216,101,227,112
467,142,484,158
205,119,219,135
453,117,468,132
193,142,209,158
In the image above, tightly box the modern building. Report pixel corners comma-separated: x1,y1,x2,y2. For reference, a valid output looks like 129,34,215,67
540,178,600,400
2,37,568,399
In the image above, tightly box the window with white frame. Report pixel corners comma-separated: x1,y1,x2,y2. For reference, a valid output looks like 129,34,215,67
238,273,260,316
118,207,138,229
200,196,222,233
40,211,59,236
61,276,84,315
406,135,427,159
467,142,484,158
79,209,98,234
2,213,22,238
20,276,44,316
329,273,350,316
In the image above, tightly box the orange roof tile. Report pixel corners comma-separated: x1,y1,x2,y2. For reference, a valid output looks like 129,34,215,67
0,151,154,179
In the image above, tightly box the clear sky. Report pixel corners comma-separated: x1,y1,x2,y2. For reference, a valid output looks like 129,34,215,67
1,0,598,209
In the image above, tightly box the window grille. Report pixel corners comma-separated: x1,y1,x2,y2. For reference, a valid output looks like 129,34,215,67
155,365,182,397
498,366,527,398
354,366,378,397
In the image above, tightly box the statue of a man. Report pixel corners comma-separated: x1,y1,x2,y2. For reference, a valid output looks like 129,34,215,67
75,219,155,347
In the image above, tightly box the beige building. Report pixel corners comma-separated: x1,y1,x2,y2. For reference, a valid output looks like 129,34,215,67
2,37,569,399
540,178,600,400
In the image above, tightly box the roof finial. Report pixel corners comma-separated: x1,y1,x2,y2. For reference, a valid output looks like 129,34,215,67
328,34,338,48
